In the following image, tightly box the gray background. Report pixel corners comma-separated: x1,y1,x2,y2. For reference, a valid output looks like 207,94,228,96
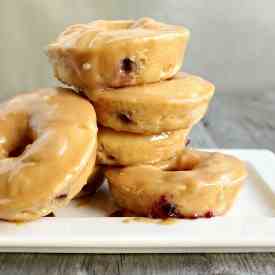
0,0,274,98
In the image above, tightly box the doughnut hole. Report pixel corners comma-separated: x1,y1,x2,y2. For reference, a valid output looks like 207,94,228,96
152,152,214,218
8,129,34,158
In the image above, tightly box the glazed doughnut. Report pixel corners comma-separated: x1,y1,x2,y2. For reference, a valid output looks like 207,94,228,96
106,149,247,218
0,88,97,221
47,18,190,89
97,127,190,166
87,73,215,134
75,166,105,198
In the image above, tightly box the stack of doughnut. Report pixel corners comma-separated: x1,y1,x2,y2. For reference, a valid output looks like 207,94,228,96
0,18,247,222
48,17,247,219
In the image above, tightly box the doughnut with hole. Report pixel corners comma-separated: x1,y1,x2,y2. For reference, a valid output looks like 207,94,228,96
0,87,97,221
106,149,247,219
47,18,190,89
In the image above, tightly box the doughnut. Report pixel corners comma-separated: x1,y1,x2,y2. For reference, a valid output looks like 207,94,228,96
97,127,190,166
47,18,190,89
106,149,247,218
0,87,97,221
87,73,215,134
75,166,105,198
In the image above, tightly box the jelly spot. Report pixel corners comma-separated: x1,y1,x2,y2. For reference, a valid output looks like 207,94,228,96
121,58,137,74
110,200,215,220
118,112,133,124
204,210,214,218
160,202,177,216
150,196,178,219
151,196,215,220
186,139,191,146
107,154,116,160
9,135,33,158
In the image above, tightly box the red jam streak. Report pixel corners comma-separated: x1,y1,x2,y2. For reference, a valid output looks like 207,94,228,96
110,196,214,220
150,195,178,218
151,195,214,219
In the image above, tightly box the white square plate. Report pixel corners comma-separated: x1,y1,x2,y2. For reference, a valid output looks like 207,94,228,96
1,149,275,253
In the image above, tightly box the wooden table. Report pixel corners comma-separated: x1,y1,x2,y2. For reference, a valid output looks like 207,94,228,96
0,91,274,274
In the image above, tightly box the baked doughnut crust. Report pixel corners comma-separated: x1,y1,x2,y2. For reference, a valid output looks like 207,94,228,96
0,88,97,221
106,149,247,218
47,18,190,89
97,127,189,166
87,73,215,134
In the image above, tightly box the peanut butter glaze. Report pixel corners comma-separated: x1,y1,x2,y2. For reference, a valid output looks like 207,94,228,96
87,73,215,134
0,88,97,221
97,127,190,166
47,18,190,89
106,149,247,218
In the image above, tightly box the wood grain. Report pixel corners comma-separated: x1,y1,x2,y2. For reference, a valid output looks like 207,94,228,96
0,252,275,275
0,92,274,274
